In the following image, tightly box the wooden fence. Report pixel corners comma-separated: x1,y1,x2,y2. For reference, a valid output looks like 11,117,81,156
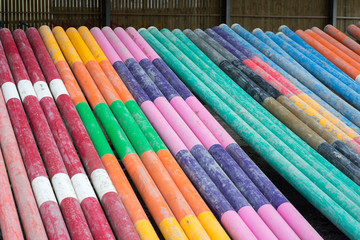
0,0,360,33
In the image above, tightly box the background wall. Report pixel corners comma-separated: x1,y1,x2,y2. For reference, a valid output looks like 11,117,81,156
0,0,359,33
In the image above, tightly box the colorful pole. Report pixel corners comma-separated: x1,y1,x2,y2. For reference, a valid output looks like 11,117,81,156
138,27,360,239
0,45,46,240
114,26,279,240
0,123,23,240
200,27,360,188
26,27,119,239
0,28,70,240
39,25,157,240
53,26,185,240
69,27,211,240
130,27,322,240
80,26,228,240
94,27,257,240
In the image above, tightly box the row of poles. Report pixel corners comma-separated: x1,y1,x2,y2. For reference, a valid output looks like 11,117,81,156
1,19,360,240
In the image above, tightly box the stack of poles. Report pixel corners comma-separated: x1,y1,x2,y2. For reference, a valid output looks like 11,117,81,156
127,26,323,240
15,27,122,240
38,26,159,240
123,26,325,240
265,27,360,110
2,27,133,240
194,23,360,236
47,25,196,240
0,93,23,240
275,27,360,136
219,24,360,139
189,27,360,191
217,25,360,162
0,48,45,240
65,27,211,240
27,27,135,240
78,26,230,240
98,26,282,240
255,28,360,170
230,24,360,145
0,28,71,239
143,27,320,240
175,23,360,219
90,26,252,240
205,26,360,179
137,26,360,239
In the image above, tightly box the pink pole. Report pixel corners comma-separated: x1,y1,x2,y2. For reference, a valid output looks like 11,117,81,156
0,130,23,239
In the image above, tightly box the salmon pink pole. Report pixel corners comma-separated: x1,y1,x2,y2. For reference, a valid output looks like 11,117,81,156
0,120,23,240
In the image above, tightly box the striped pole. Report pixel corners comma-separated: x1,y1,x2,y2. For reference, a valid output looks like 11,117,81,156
221,24,360,135
26,27,119,239
201,27,360,189
38,25,156,240
80,26,228,240
312,27,360,63
159,27,311,239
324,25,360,57
114,27,279,240
11,28,93,240
138,27,360,239
92,27,250,240
52,26,183,240
69,27,208,240
0,125,23,240
0,29,70,240
131,27,322,240
231,24,360,128
304,29,360,80
347,24,360,42
0,46,46,240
